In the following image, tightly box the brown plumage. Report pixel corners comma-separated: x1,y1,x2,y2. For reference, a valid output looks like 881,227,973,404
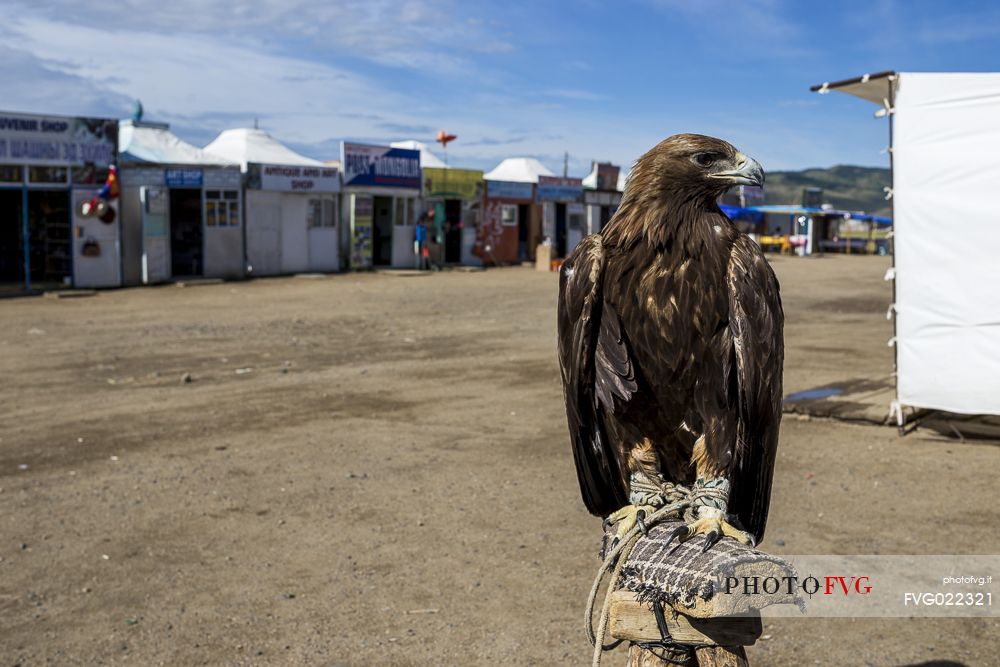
557,134,783,543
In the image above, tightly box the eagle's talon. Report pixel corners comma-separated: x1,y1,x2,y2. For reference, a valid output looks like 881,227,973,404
636,509,648,535
664,524,689,549
665,514,754,552
604,504,657,544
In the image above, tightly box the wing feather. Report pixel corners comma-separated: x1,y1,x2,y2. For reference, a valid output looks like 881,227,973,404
727,235,784,542
558,235,632,516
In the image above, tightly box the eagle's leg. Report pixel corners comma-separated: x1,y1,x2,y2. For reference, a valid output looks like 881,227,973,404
666,436,755,552
604,441,666,547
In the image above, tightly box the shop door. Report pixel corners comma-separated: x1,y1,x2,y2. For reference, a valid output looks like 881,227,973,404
0,190,23,290
249,195,281,276
517,204,529,261
141,186,171,283
170,188,203,276
600,205,613,231
27,190,71,289
72,188,121,288
372,196,392,266
307,196,339,272
443,199,462,263
555,203,567,258
281,193,309,274
391,197,416,268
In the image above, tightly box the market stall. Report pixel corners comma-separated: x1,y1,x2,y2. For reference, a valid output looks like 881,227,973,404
0,110,119,292
582,161,622,236
118,120,241,284
421,166,483,265
478,158,553,264
340,142,421,270
205,128,341,275
537,175,585,258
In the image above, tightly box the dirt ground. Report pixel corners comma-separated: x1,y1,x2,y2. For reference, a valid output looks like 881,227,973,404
1,256,998,667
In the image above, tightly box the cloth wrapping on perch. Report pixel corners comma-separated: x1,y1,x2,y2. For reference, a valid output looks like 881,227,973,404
604,520,802,618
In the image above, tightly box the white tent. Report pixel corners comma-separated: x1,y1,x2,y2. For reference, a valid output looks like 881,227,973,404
484,157,554,183
390,140,447,168
118,121,234,165
204,128,322,168
814,72,1000,419
203,128,341,276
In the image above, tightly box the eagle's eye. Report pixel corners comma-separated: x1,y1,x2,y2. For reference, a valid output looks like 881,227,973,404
692,152,723,168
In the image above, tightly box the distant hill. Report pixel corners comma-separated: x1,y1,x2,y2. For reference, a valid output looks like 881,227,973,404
763,165,891,216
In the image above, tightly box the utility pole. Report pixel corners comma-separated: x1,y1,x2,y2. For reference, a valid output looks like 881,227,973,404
563,151,569,177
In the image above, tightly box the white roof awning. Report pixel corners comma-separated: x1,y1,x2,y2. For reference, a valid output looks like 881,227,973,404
119,120,234,166
810,71,896,106
204,128,322,169
484,157,554,183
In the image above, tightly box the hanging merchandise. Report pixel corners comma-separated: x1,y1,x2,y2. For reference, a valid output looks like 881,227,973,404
81,238,101,257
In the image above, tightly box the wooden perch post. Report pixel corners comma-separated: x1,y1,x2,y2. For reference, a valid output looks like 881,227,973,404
611,590,755,666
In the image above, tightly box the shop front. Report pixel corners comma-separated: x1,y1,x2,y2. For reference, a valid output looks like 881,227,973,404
340,142,421,270
243,163,341,275
537,176,585,259
119,166,243,283
582,162,622,236
0,111,119,293
421,167,483,266
118,121,242,284
476,180,536,265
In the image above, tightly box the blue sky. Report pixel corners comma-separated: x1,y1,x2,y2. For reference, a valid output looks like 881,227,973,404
2,0,998,175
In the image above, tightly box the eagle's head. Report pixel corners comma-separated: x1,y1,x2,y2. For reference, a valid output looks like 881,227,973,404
629,134,764,203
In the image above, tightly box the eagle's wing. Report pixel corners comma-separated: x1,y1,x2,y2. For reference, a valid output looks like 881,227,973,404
727,235,784,542
558,235,634,516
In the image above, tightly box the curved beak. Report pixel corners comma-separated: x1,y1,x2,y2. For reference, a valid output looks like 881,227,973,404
710,153,764,188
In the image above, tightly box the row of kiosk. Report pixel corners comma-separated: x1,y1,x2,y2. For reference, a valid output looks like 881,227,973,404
0,110,625,293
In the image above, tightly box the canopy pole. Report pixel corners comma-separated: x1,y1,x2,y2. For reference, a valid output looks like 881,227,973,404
886,75,902,433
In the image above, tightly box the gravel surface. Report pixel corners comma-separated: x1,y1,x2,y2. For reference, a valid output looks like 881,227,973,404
1,257,997,666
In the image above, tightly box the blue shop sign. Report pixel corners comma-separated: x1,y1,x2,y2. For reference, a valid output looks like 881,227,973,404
165,168,203,187
342,142,420,189
486,180,534,200
537,176,583,202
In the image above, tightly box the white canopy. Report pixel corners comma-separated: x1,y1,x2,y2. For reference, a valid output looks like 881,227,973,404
204,128,323,169
390,140,447,168
484,157,554,183
815,72,1000,417
119,120,233,165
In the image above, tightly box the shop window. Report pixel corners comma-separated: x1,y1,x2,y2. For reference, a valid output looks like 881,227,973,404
501,205,518,226
205,189,240,227
568,212,585,231
71,165,109,185
0,165,23,184
308,199,337,228
28,166,68,184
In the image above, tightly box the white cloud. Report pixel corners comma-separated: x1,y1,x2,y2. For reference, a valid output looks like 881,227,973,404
7,0,512,74
1,10,631,170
